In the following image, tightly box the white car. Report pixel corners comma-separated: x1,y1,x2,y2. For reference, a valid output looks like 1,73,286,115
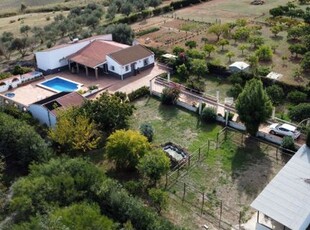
269,123,300,139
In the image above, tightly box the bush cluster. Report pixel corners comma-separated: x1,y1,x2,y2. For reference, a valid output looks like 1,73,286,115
161,86,180,105
136,27,160,36
201,107,217,123
128,86,150,101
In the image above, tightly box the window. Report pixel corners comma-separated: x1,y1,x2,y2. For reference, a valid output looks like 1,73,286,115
111,66,115,71
125,65,129,71
143,58,149,66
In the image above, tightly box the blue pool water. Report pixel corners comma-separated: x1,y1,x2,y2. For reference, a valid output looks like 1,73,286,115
40,77,80,92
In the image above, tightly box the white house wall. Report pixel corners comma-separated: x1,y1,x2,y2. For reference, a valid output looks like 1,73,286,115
35,34,113,71
28,104,56,127
107,54,155,76
107,56,122,75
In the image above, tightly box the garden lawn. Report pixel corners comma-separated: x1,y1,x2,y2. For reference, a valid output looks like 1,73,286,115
129,96,222,152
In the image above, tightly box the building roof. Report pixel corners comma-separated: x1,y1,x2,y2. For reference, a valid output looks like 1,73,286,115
67,40,129,68
229,61,249,70
33,91,85,116
108,45,153,66
266,71,283,80
42,34,113,52
251,144,310,230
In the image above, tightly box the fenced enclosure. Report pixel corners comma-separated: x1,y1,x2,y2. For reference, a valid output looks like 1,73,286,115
161,127,294,229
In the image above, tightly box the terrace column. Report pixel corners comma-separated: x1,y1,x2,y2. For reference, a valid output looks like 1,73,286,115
272,107,275,120
68,61,71,71
95,68,98,79
85,66,89,77
167,72,170,83
76,63,80,74
149,80,153,95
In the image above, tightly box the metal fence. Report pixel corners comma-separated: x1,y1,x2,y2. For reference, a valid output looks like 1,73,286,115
161,127,294,229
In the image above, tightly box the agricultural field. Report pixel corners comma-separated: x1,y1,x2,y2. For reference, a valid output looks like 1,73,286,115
129,96,284,229
133,0,310,86
0,0,104,14
0,11,69,36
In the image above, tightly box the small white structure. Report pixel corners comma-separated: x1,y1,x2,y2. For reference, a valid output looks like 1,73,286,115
229,61,250,73
28,91,85,127
0,71,43,93
266,71,283,80
251,144,310,230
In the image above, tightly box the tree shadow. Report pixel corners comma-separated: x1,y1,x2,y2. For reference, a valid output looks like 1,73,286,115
158,104,179,121
106,167,140,183
230,137,273,199
270,35,284,41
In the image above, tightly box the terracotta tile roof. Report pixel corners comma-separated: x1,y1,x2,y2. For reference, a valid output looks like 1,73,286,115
35,92,85,116
108,45,153,66
43,35,113,52
67,40,129,68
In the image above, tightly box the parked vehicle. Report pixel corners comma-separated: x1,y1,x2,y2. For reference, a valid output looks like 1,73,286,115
269,123,301,139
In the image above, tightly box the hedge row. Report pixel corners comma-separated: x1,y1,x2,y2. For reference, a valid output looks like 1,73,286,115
136,27,160,37
128,86,150,101
105,0,211,26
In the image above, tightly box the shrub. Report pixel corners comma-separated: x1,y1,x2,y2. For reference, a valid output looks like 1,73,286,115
257,66,270,76
227,84,243,99
135,27,160,36
288,103,310,122
228,74,243,85
128,86,149,101
161,86,180,105
185,76,205,92
201,107,217,123
0,72,12,80
266,85,284,105
139,123,154,142
281,136,296,152
224,111,234,121
287,90,307,104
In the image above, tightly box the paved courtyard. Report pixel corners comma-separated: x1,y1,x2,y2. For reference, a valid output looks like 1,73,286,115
0,63,168,106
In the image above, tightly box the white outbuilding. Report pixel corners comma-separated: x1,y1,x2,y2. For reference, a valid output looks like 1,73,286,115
229,61,250,73
251,144,310,230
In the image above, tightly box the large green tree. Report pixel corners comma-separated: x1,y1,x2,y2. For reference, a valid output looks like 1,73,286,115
106,130,151,169
9,157,103,221
0,113,51,169
137,149,170,185
190,58,208,79
103,23,134,45
208,23,229,41
236,79,273,136
49,107,101,154
12,202,116,230
82,92,134,135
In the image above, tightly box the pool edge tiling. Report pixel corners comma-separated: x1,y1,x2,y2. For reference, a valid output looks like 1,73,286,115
37,76,83,93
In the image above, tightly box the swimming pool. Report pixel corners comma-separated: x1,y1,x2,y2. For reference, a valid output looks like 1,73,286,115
37,77,83,93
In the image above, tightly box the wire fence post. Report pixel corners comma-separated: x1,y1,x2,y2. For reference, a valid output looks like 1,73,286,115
219,200,223,229
182,183,186,203
216,133,219,149
165,172,168,189
201,192,205,215
239,211,242,229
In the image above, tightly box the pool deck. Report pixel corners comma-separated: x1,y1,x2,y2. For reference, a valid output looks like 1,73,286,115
0,63,168,106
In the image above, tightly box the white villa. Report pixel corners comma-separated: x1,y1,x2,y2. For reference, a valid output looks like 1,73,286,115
35,34,155,80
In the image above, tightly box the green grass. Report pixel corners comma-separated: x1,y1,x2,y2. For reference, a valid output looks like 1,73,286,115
129,96,222,150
